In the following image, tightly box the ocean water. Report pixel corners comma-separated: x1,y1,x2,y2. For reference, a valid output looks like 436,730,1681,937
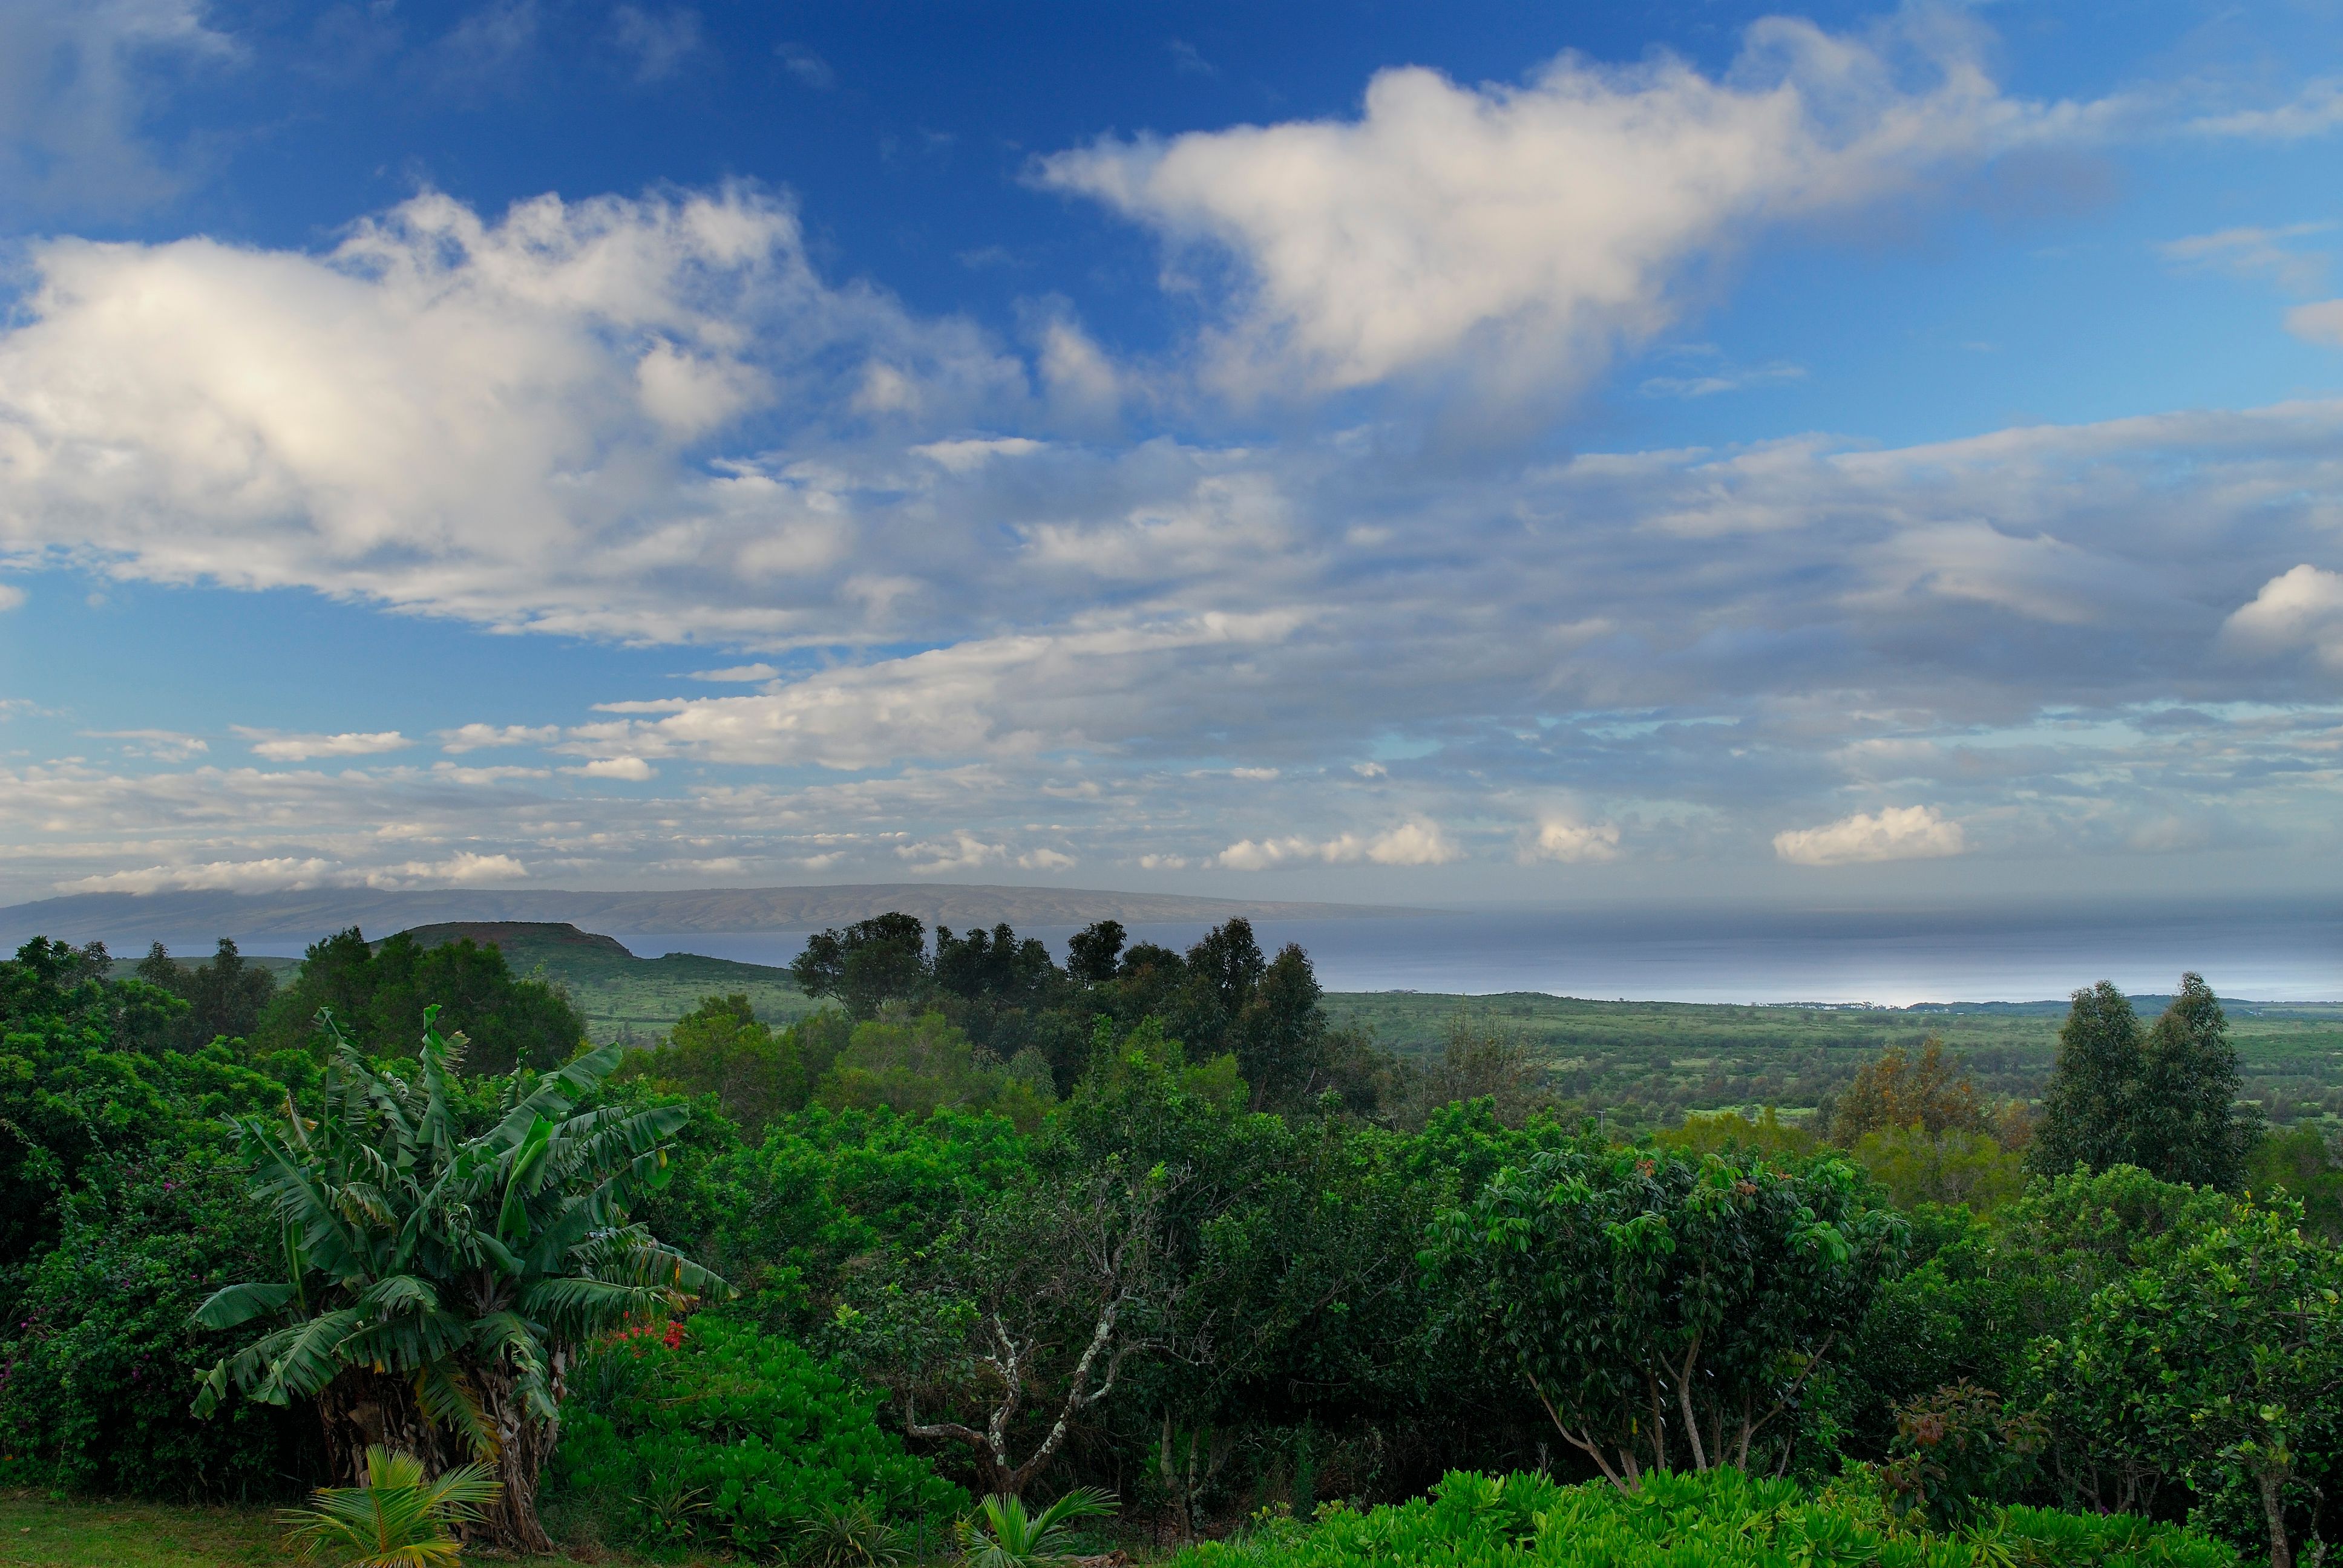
616,901,2343,1006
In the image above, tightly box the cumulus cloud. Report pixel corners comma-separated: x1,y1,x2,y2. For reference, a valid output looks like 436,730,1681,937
2224,564,2343,668
1774,805,1965,866
235,728,412,761
0,184,1023,643
1217,820,1460,869
566,755,657,780
439,723,561,752
1040,15,2087,397
0,583,24,612
1522,816,1622,863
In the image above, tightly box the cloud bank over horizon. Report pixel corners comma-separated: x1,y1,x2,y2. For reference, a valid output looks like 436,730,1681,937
0,4,2339,907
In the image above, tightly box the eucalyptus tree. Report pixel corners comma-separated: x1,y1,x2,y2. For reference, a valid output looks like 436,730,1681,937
191,1008,722,1553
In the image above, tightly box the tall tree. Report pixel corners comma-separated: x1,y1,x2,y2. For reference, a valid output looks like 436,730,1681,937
2029,982,2145,1178
790,913,931,1019
181,937,277,1045
2030,976,2253,1189
1829,1037,1988,1145
1064,920,1126,985
2135,973,2254,1190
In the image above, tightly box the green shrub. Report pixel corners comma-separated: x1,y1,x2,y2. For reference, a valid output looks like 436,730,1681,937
1175,1468,2233,1568
549,1316,962,1559
0,1150,317,1500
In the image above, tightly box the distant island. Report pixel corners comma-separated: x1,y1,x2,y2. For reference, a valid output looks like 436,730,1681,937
0,881,1430,949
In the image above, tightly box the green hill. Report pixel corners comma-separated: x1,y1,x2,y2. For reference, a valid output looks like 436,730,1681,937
392,921,816,1045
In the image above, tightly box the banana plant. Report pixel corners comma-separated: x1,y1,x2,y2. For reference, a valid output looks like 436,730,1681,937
192,1005,724,1555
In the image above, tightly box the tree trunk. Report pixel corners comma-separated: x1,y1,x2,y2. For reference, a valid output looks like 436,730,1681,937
2263,1471,2295,1568
316,1367,450,1485
475,1364,559,1556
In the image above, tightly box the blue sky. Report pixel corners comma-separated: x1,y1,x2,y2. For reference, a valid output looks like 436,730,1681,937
2,0,2342,909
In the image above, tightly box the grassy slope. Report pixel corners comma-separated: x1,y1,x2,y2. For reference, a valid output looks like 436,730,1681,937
398,921,818,1045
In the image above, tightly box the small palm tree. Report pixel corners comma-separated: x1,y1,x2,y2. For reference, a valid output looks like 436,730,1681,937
282,1445,500,1567
800,1496,908,1568
959,1488,1116,1568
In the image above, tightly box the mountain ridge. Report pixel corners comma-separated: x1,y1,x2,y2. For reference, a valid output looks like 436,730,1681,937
0,883,1431,949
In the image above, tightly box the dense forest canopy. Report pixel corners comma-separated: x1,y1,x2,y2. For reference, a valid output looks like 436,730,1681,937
0,916,2335,1564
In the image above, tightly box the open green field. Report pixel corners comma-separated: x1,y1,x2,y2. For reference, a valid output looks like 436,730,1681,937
1323,990,2343,1125
134,919,2343,1125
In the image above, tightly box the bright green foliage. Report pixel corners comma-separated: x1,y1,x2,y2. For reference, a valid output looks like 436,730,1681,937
1429,1143,1902,1486
280,1445,499,1567
253,929,586,1075
0,1150,318,1500
190,1007,722,1550
2036,1197,2343,1568
550,1316,962,1559
617,993,806,1135
960,1486,1117,1568
1838,1165,2240,1471
1850,1126,2027,1213
696,1103,1031,1325
1173,1468,2230,1568
2248,1126,2343,1241
1657,1107,1818,1161
798,1495,909,1568
815,1011,1055,1131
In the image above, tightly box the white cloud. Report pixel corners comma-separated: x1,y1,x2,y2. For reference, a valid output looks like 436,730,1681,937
913,437,1044,472
1774,805,1966,866
1217,819,1460,869
2190,80,2343,142
2224,563,2343,668
1040,15,2084,397
0,583,22,612
364,851,528,888
236,728,411,761
610,5,702,83
1522,815,1622,863
684,664,780,682
0,185,1024,643
85,728,208,762
2157,224,2333,294
439,722,560,752
59,856,343,895
2286,300,2343,347
566,755,657,780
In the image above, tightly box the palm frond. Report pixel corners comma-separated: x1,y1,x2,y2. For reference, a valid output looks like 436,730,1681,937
192,1281,295,1330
